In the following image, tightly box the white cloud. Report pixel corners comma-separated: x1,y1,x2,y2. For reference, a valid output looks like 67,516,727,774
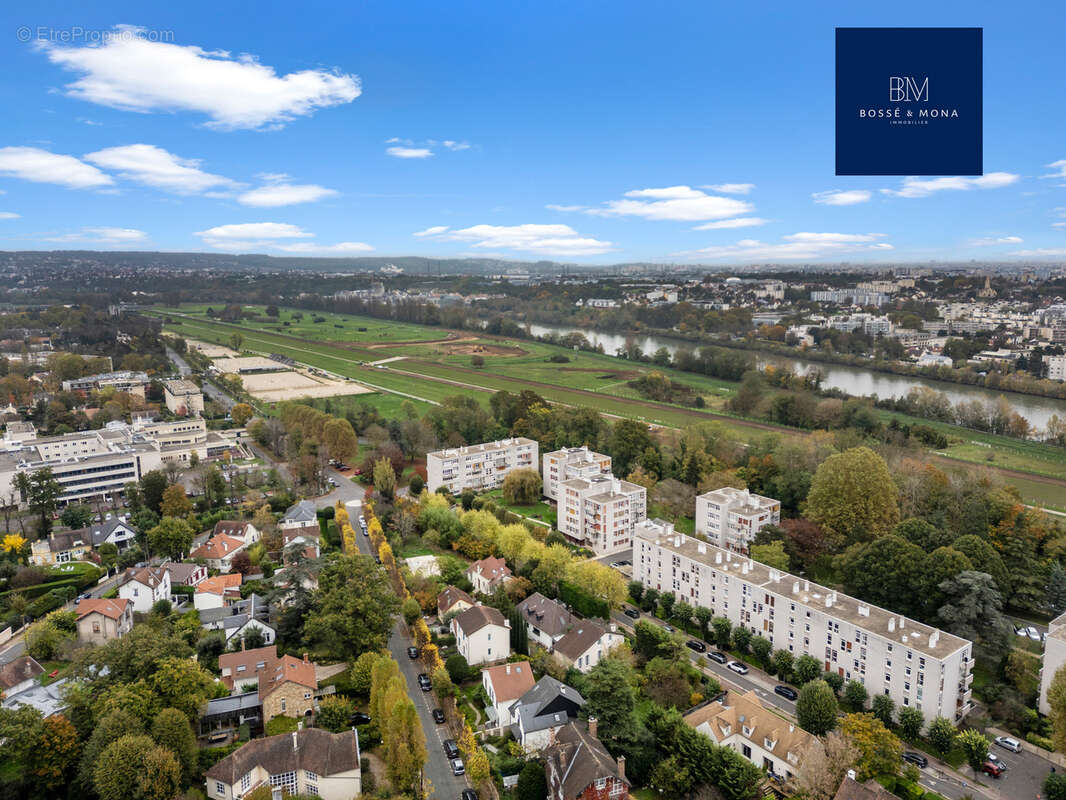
237,182,337,207
39,26,361,130
442,140,470,151
272,241,373,254
386,146,433,159
0,146,113,188
581,185,753,222
685,232,891,261
692,217,769,230
1042,160,1066,182
970,235,1023,246
195,222,369,253
881,172,1019,198
812,189,871,206
414,223,614,256
84,144,237,194
1010,247,1066,257
0,212,20,219
700,183,755,194
46,226,148,244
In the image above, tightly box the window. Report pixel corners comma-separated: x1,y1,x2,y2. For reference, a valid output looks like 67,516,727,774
241,773,251,792
270,772,297,794
92,621,101,633
215,781,225,795
281,698,287,712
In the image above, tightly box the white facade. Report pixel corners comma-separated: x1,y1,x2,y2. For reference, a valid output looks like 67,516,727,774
1047,355,1066,382
118,567,171,614
163,379,205,416
559,475,646,555
554,626,624,673
542,446,612,502
426,437,538,494
695,487,780,553
634,519,974,725
452,609,511,666
1039,611,1066,714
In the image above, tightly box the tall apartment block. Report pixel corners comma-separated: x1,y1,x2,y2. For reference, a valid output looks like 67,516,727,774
559,475,646,555
542,446,612,501
696,487,781,553
426,438,539,494
634,519,974,725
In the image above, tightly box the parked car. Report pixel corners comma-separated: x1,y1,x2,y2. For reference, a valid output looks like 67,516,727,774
774,685,798,701
902,752,928,768
985,752,1007,769
451,758,465,776
993,736,1021,753
432,708,446,724
727,661,749,675
981,761,1003,778
461,790,479,800
624,607,640,619
1027,626,1042,641
443,739,459,759
708,650,728,664
686,639,707,653
662,624,675,633
349,711,371,726
417,673,432,691
407,646,420,659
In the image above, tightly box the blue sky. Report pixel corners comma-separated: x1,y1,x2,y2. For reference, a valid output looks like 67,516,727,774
0,1,1063,264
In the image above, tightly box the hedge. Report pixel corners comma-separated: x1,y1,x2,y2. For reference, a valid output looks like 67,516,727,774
558,580,609,620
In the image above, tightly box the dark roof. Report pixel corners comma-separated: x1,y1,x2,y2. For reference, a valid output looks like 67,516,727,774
511,676,585,733
213,520,254,538
553,621,612,662
453,604,508,636
437,585,474,616
545,722,628,800
204,691,262,718
0,655,44,690
832,776,897,800
162,561,203,585
86,519,136,547
206,728,360,784
517,592,572,638
43,530,90,553
282,500,317,523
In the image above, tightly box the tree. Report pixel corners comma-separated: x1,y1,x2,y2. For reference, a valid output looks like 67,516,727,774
916,546,973,616
583,657,637,740
894,517,953,552
843,680,868,710
771,649,794,682
609,419,652,476
372,457,397,499
837,535,924,617
1049,562,1066,616
1047,664,1066,753
950,534,1010,594
382,686,426,794
140,471,168,514
78,709,144,790
150,708,197,783
60,504,95,529
806,447,899,548
231,402,254,426
732,626,751,654
871,694,895,727
230,550,254,576
30,714,79,793
323,417,358,462
501,468,542,505
898,706,925,740
147,517,195,560
823,671,844,695
955,728,991,772
302,554,400,660
94,734,180,800
750,540,789,570
797,680,838,735
316,695,354,733
20,468,62,536
794,654,822,685
25,617,73,661
793,730,860,800
936,571,1011,658
230,332,243,352
751,635,772,666
149,657,216,720
160,484,193,519
840,713,902,781
1046,773,1066,800
516,759,548,800
926,716,956,756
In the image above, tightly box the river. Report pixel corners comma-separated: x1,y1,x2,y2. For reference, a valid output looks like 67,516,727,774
525,323,1066,432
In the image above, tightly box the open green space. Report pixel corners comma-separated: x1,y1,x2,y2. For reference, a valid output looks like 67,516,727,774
482,488,558,528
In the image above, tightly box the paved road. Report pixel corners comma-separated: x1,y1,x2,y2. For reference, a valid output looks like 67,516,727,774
165,346,193,376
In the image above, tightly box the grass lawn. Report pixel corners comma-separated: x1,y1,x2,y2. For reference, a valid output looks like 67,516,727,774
631,790,663,800
483,489,557,528
398,542,435,558
39,661,69,685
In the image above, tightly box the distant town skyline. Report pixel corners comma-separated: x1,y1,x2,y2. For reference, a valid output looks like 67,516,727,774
0,1,1063,263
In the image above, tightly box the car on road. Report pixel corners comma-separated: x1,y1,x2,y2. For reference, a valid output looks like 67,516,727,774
461,790,479,800
708,651,728,664
774,685,798,701
450,758,465,776
662,624,675,633
981,761,1003,778
686,639,707,653
443,739,459,759
993,736,1021,753
432,708,445,724
358,515,366,525
624,607,640,619
362,527,369,536
349,711,371,726
902,752,928,768
727,661,749,675
417,673,432,691
407,646,420,659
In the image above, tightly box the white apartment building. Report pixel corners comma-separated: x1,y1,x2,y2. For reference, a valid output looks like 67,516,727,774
634,519,974,725
426,437,538,494
1047,355,1066,382
695,487,780,553
559,475,646,555
1039,610,1066,714
542,446,612,501
163,378,205,416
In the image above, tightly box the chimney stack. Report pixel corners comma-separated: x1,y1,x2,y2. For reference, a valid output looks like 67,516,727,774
292,731,298,751
588,716,598,739
303,652,309,664
617,755,626,780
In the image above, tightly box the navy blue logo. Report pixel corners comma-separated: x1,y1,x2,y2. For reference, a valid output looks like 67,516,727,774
836,28,982,176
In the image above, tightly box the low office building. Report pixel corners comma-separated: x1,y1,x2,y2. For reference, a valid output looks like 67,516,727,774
76,598,133,645
426,437,538,494
634,519,974,724
558,475,646,555
163,378,205,416
542,446,612,502
695,487,780,553
62,370,148,398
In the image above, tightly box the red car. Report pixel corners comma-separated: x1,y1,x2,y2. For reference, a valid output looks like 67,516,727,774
981,761,1003,778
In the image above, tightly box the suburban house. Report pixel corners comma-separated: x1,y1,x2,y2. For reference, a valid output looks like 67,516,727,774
163,561,208,588
213,520,261,545
195,573,244,610
481,661,535,727
684,690,821,786
190,534,248,571
437,585,475,619
205,727,361,800
451,604,511,666
279,500,319,534
218,646,319,723
282,534,321,564
517,592,572,649
282,525,320,548
509,675,586,751
466,556,513,595
0,656,44,698
200,593,276,645
29,530,92,565
118,566,171,613
552,621,623,674
1,678,68,718
544,719,630,800
76,598,133,644
87,518,138,550
833,773,897,800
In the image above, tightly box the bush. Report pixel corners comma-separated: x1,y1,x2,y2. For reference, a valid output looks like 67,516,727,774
1027,732,1054,751
445,654,475,684
558,581,609,620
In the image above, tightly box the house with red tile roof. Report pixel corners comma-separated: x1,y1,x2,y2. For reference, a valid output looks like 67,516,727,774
76,598,133,644
194,573,243,610
190,533,247,571
466,556,513,594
